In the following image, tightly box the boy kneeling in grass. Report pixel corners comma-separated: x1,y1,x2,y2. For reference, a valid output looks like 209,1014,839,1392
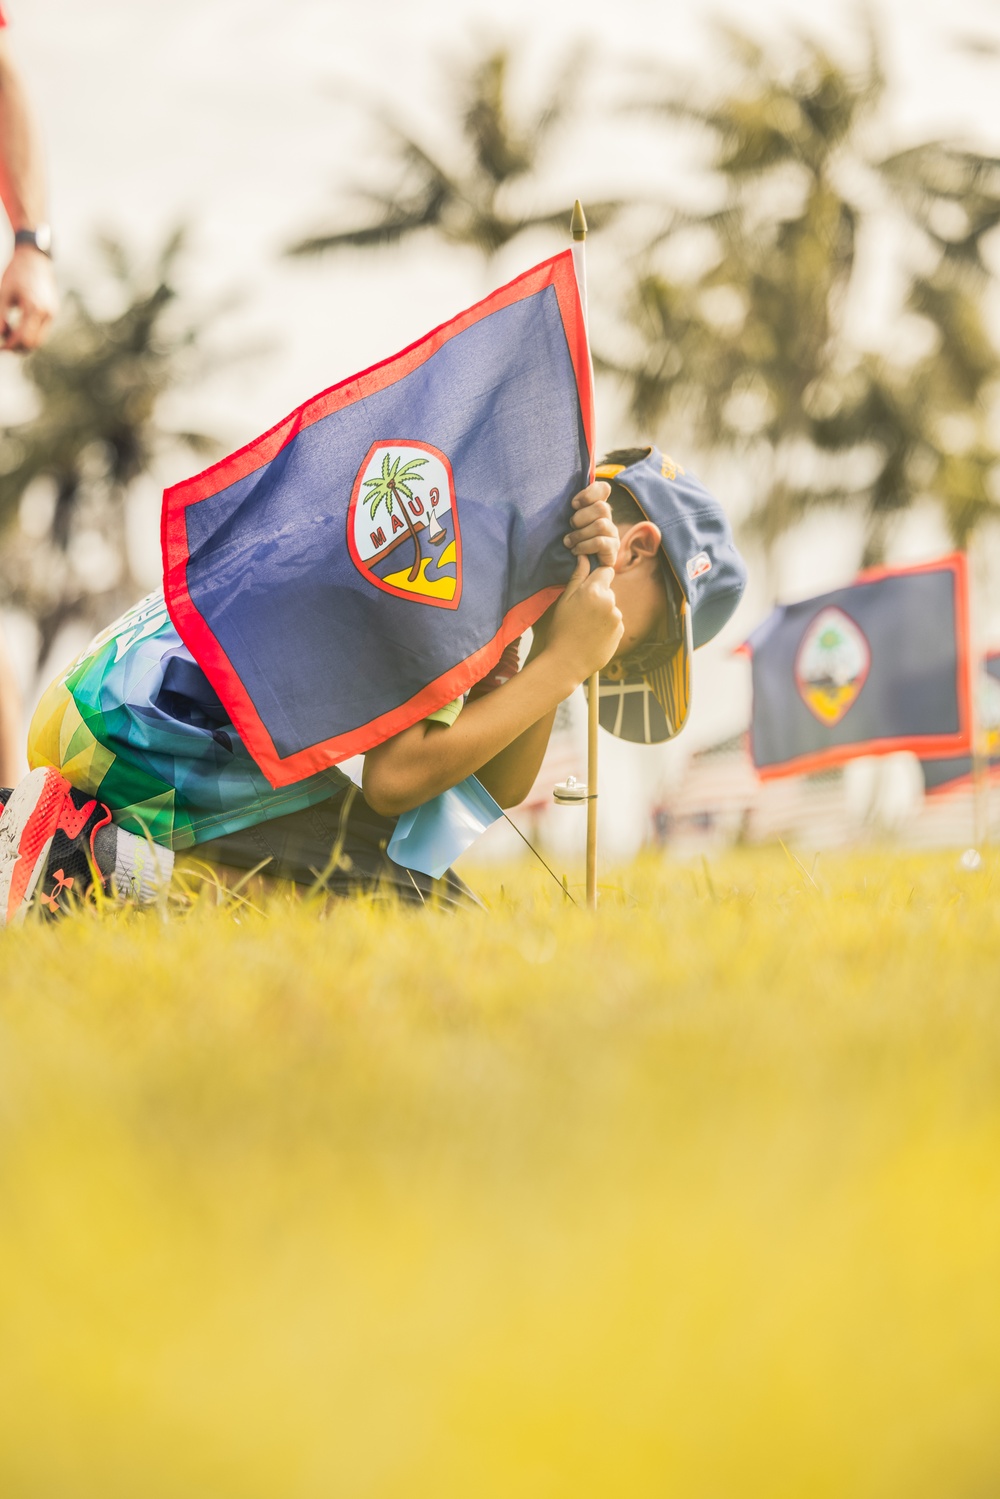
0,449,745,923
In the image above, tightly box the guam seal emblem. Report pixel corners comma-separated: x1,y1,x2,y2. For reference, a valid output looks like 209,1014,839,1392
795,606,871,725
348,440,461,609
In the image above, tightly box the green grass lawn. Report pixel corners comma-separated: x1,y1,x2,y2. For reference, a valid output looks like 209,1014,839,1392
2,848,1000,1497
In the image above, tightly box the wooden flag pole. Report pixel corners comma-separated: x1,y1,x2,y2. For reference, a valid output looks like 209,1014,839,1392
585,659,599,910
571,198,599,911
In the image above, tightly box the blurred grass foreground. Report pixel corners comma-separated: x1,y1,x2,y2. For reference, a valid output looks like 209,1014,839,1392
3,849,1000,1496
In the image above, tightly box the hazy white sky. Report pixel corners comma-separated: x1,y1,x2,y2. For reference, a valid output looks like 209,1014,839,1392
10,0,1000,452
3,0,1000,817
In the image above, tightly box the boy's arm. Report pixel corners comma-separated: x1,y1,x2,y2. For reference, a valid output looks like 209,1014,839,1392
473,708,558,809
364,648,576,815
469,613,558,807
363,542,621,815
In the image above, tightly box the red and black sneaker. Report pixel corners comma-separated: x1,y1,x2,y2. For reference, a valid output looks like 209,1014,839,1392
0,768,114,927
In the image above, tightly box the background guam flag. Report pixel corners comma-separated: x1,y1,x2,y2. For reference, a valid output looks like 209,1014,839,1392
162,252,592,787
742,554,972,779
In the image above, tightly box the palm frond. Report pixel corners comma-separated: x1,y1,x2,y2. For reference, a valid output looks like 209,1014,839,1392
530,41,588,142
285,40,623,263
96,234,135,288
396,458,428,480
171,430,224,457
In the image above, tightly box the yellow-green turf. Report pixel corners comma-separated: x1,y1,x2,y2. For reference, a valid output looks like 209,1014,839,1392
1,847,999,1497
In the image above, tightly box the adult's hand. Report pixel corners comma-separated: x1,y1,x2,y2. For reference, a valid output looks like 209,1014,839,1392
0,242,57,350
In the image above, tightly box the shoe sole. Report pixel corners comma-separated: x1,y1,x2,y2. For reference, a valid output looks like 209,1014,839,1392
0,768,72,928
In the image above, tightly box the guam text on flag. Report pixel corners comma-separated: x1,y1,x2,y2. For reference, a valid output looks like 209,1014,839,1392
921,651,1000,795
162,253,592,787
742,554,971,779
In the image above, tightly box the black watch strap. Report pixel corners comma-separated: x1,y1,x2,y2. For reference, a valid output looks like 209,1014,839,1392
14,225,53,258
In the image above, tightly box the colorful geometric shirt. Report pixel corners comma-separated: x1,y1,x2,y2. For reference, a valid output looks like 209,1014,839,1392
28,592,351,849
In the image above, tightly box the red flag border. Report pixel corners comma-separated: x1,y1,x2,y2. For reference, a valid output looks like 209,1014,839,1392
162,251,593,787
741,552,973,781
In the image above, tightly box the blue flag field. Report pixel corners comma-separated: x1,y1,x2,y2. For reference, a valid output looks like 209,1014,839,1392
743,554,972,779
162,252,592,787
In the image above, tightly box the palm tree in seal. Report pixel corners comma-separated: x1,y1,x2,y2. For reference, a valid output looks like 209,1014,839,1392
363,453,429,582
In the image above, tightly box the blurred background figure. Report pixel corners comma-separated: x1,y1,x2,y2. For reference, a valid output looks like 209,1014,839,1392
0,5,56,351
0,1,57,782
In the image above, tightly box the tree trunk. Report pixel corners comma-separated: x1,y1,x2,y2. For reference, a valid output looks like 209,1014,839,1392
861,516,887,570
52,475,79,553
391,484,423,582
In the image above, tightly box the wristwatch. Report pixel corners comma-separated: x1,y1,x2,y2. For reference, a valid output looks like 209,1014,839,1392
14,225,53,258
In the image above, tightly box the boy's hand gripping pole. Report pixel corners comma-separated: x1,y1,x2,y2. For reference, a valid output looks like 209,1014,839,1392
571,199,599,912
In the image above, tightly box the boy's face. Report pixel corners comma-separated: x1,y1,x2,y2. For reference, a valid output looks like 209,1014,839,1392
608,521,672,660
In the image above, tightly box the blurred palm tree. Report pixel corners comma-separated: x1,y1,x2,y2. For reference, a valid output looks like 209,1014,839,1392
286,43,624,263
821,143,1000,558
0,230,224,669
606,24,1000,572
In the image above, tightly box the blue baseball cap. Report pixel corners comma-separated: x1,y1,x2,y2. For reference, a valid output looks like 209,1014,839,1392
589,446,747,744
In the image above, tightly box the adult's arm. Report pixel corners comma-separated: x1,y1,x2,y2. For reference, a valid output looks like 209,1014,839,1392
0,624,23,785
0,32,57,350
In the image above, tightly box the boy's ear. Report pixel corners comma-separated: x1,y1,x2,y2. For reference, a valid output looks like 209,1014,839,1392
615,520,662,571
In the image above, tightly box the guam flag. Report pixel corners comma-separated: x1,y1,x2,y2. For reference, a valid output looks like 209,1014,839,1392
921,652,1000,795
162,253,592,787
743,555,971,779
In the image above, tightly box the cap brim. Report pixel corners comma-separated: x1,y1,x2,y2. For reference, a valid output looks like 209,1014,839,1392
586,599,693,745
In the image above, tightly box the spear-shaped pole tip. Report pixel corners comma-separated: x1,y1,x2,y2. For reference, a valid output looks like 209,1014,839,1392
571,199,588,241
